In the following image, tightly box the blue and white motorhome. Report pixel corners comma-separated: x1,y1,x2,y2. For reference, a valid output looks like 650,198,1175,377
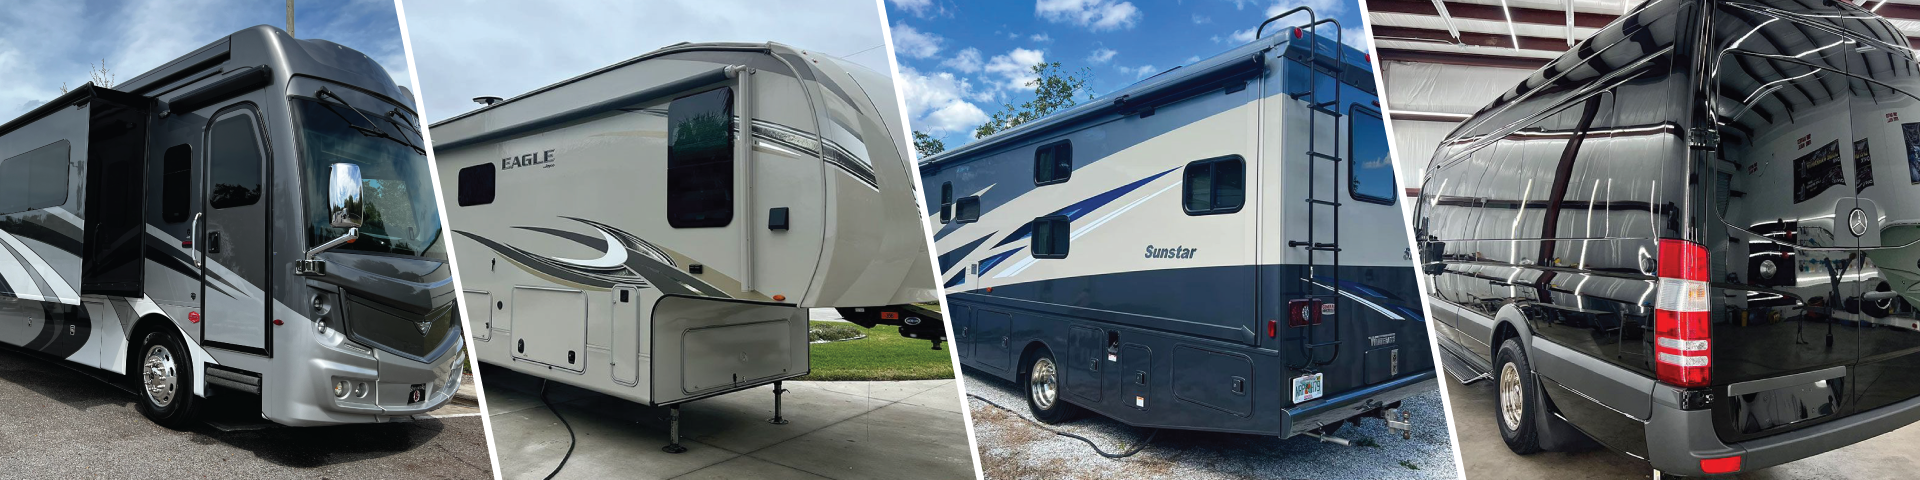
920,11,1435,439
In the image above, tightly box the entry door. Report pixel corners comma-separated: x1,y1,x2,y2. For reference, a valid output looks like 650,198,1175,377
200,108,271,353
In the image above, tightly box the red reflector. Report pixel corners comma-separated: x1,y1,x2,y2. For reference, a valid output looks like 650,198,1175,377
1700,456,1741,474
188,312,200,323
272,319,284,326
1267,320,1277,338
881,312,900,320
1292,27,1302,39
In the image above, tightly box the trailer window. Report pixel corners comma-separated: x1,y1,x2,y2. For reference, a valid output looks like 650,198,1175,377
458,163,496,206
667,87,735,228
1031,216,1070,258
0,141,71,214
954,196,981,223
161,145,193,222
208,115,264,209
1349,108,1395,205
1034,140,1072,185
1183,155,1244,215
940,182,953,223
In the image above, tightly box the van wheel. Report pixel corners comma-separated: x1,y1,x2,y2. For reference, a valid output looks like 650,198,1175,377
1023,347,1080,424
1495,338,1543,454
135,330,201,429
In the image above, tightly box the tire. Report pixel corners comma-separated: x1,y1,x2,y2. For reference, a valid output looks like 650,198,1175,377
135,329,202,429
1494,338,1543,454
1023,347,1080,424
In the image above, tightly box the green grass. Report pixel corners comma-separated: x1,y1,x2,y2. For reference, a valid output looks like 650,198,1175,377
803,321,955,381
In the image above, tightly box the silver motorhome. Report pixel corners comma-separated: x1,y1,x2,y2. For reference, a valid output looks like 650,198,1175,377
0,25,463,427
432,42,938,452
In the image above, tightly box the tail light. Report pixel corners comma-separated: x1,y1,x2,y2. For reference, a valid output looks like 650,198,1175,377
1288,299,1322,327
1654,239,1712,388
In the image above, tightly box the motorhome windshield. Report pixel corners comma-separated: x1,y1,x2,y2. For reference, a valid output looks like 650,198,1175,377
295,97,443,258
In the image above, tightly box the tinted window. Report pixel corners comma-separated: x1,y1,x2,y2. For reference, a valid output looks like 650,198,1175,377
0,141,71,214
458,163,496,206
954,196,981,223
208,115,264,210
1183,155,1244,215
940,182,953,223
1031,216,1070,258
1349,108,1395,205
1034,140,1072,185
667,87,734,228
162,145,192,222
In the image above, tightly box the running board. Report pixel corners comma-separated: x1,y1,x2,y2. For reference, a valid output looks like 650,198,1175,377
1440,348,1490,385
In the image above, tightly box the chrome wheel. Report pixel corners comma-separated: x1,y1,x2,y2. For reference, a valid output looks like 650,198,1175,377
1029,356,1059,410
1499,362,1523,430
142,344,178,408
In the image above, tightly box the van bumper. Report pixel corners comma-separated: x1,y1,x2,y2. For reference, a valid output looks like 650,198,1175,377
1645,382,1920,475
1281,372,1437,438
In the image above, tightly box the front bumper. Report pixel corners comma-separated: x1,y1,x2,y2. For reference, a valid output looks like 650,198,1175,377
1645,382,1920,475
267,332,466,426
1281,372,1438,438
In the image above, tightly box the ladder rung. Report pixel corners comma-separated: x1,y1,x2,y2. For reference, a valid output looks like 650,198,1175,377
1306,340,1343,348
1308,199,1341,207
1307,152,1341,161
1288,241,1342,251
1312,101,1339,109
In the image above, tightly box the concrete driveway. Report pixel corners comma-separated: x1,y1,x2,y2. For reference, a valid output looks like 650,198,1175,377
0,345,493,478
1444,376,1920,479
479,364,976,479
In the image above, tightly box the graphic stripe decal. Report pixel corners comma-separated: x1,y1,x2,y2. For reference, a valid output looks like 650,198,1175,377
455,217,725,297
937,234,994,273
992,167,1179,248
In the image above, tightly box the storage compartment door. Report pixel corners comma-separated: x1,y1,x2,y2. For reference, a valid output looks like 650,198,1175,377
1066,326,1104,403
463,291,492,341
510,286,588,372
1172,345,1253,416
649,295,806,405
610,285,649,387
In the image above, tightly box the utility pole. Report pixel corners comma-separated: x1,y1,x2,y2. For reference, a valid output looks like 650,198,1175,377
286,0,295,37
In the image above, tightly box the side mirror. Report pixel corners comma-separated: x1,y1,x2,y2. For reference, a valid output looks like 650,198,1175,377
1421,241,1447,276
328,163,363,228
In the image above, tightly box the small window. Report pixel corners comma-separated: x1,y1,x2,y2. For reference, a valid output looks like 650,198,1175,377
667,87,735,228
1182,155,1245,215
458,163,496,206
953,196,981,223
0,141,72,215
1348,108,1396,205
1030,216,1070,258
208,114,264,210
940,182,953,224
1033,140,1072,185
162,145,192,222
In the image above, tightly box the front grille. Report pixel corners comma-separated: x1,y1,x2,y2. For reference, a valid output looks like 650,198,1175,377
342,297,461,363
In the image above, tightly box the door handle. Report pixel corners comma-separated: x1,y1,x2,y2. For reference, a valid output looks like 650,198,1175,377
1865,291,1898,301
188,213,203,268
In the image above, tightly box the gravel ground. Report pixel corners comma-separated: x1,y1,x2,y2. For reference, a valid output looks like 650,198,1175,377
964,368,1459,480
0,345,493,478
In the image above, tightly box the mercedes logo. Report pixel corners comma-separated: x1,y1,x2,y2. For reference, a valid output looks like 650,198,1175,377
416,321,433,336
1849,208,1868,237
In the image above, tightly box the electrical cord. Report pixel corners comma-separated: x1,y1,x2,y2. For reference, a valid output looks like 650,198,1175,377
540,379,578,480
967,393,1159,459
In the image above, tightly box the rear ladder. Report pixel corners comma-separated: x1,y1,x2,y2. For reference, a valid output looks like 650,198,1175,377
1280,17,1347,369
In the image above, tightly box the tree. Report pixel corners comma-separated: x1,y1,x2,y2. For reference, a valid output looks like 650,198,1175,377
974,61,1093,138
60,59,115,93
913,131,946,158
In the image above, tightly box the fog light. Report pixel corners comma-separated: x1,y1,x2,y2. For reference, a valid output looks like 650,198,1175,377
333,380,350,398
354,382,369,398
316,318,329,335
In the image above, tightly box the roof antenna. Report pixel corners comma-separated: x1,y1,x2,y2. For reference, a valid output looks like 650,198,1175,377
473,96,503,106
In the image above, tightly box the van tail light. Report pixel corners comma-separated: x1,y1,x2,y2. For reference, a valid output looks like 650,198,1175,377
1654,238,1712,388
1700,455,1741,474
1288,299,1322,327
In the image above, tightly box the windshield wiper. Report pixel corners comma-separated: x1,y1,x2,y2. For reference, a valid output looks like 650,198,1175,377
315,88,428,155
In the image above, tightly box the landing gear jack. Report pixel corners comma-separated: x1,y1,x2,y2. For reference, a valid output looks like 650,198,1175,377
663,405,688,454
768,381,791,425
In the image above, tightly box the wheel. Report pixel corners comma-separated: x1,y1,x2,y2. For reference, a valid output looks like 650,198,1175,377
1495,338,1543,454
1023,347,1080,424
136,329,202,429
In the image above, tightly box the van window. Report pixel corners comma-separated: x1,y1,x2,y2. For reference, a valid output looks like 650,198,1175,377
667,87,735,228
1183,155,1244,215
954,196,981,223
1349,108,1395,205
0,141,72,214
1034,140,1072,185
940,182,953,223
208,115,264,210
162,145,192,222
458,163,496,206
1031,216,1070,258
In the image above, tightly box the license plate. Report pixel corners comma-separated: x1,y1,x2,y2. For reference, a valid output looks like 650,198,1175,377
1291,373,1324,403
409,386,426,404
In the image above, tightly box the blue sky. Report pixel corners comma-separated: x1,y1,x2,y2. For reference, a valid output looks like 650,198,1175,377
887,0,1366,149
0,0,410,122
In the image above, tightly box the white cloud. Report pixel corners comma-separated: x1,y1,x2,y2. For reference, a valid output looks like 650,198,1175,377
890,22,943,59
1035,0,1141,31
1030,33,1052,42
1221,27,1257,44
1087,48,1117,64
1192,14,1211,24
1120,64,1158,79
984,48,1047,91
1343,26,1369,51
1269,0,1342,18
1186,55,1201,63
942,47,983,73
898,66,988,136
889,0,942,18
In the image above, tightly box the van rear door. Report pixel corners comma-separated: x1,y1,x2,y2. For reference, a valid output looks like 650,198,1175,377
1840,30,1920,415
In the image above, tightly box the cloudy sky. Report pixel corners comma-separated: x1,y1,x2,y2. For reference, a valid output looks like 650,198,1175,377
402,0,892,124
889,0,1367,148
0,0,410,123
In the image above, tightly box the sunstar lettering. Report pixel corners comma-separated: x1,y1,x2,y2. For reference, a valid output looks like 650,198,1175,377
502,150,556,169
1144,245,1197,259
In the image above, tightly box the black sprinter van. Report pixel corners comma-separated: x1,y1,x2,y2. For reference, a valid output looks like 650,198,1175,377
1413,0,1920,476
